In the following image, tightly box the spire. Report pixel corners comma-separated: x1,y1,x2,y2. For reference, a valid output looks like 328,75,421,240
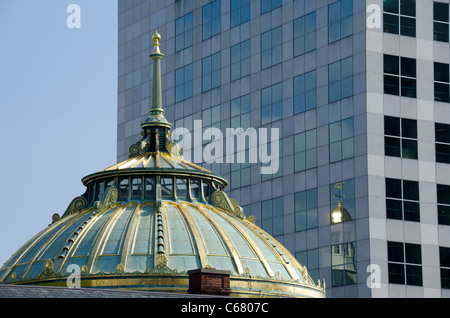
128,31,175,157
141,30,171,130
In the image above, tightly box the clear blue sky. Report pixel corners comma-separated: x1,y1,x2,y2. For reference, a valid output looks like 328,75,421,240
0,1,118,267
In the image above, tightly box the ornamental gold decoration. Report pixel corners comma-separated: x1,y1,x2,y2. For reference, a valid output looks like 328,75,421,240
62,196,88,218
95,186,118,210
211,190,245,219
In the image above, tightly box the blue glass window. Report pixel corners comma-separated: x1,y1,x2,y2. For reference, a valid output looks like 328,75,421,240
175,64,193,102
296,249,319,282
295,188,318,231
294,129,317,172
294,12,316,57
261,83,282,125
328,0,353,43
329,118,354,163
231,40,251,81
231,0,250,28
262,197,283,237
261,26,282,69
231,94,251,130
175,12,193,52
203,0,221,40
202,52,221,92
328,57,353,103
294,71,316,114
261,0,282,14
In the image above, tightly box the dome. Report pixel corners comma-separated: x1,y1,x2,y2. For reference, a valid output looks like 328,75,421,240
0,33,325,298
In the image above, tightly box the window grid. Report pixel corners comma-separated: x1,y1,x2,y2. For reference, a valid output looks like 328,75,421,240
261,27,282,70
388,241,423,286
175,64,193,102
231,40,251,82
293,12,316,57
385,178,420,222
383,0,416,37
230,0,250,28
294,71,316,114
328,0,353,43
261,83,283,125
437,184,450,226
434,62,450,103
436,123,450,164
294,188,318,231
231,94,251,130
440,247,450,289
294,129,317,172
434,1,449,42
384,116,418,159
328,57,353,103
329,118,354,163
202,0,221,40
175,13,193,52
261,0,282,15
331,242,357,287
262,197,284,237
384,54,417,98
296,249,319,283
202,52,221,92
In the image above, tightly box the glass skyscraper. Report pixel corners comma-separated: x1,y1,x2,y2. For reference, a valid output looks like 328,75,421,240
117,0,450,297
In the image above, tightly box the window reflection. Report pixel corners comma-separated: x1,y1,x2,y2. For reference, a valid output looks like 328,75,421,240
176,177,188,199
331,242,357,287
261,27,282,69
231,0,250,28
119,177,129,199
132,177,142,198
191,179,200,199
330,179,355,224
161,177,173,197
203,180,211,201
145,177,156,198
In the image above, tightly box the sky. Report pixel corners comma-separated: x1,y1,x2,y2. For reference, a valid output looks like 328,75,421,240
0,1,118,266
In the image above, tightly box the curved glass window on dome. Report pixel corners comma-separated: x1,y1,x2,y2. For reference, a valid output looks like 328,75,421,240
203,180,211,201
132,177,142,198
145,177,156,198
161,177,174,198
119,177,129,199
176,177,188,199
190,178,200,200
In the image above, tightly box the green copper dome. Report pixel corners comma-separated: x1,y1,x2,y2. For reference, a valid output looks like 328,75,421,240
0,32,325,298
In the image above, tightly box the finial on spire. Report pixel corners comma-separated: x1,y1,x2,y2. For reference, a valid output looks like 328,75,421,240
152,29,161,54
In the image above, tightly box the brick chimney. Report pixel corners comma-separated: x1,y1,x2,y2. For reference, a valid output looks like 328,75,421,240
188,268,231,296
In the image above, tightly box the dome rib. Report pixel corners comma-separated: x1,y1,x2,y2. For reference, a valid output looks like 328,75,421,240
194,204,245,275
174,204,209,270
